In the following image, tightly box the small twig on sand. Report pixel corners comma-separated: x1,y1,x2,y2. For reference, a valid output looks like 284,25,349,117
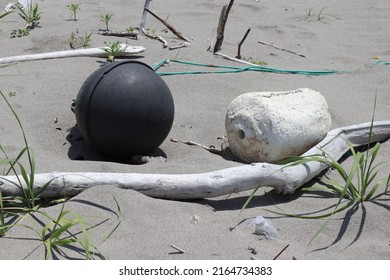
141,28,168,48
273,244,289,260
215,52,260,67
144,8,190,43
157,36,168,48
257,40,307,58
229,217,253,232
236,28,251,59
169,42,190,50
98,31,138,39
170,138,225,156
171,244,186,254
213,0,235,53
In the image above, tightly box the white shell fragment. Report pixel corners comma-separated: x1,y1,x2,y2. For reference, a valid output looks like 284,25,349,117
4,0,29,12
225,88,331,163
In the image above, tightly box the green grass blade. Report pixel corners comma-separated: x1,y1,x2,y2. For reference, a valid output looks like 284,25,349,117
41,221,54,239
0,91,34,179
363,143,381,188
0,159,12,167
265,199,352,219
0,11,13,19
49,220,77,241
278,154,327,166
326,156,349,181
241,185,261,212
72,212,90,259
17,162,30,188
27,148,35,191
306,198,354,245
364,182,381,201
299,185,333,192
363,93,377,175
0,91,36,206
309,217,331,245
39,205,69,237
344,152,363,201
3,146,27,175
51,208,69,233
16,162,36,206
34,177,57,198
0,191,5,236
44,239,52,260
53,238,78,247
102,195,122,243
326,179,351,199
365,170,378,189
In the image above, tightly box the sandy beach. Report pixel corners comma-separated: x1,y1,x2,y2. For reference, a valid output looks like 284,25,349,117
0,0,389,260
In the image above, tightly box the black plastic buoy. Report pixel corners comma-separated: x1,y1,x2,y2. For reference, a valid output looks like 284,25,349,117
75,60,174,160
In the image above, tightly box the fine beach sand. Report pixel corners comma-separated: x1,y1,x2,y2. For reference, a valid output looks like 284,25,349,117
0,0,389,259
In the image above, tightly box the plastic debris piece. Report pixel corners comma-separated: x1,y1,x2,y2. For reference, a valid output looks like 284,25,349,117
248,216,278,240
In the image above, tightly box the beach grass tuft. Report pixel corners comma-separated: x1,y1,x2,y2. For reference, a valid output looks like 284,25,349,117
15,1,41,29
0,90,121,259
242,94,390,244
100,13,113,31
67,3,81,21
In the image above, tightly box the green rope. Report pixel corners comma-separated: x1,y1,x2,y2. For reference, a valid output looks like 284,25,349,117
152,59,338,76
374,60,390,65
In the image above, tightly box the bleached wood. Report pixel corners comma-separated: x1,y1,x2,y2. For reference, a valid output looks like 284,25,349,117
215,52,260,67
142,28,168,48
0,121,389,200
0,44,145,64
98,31,138,39
138,0,152,31
169,42,190,51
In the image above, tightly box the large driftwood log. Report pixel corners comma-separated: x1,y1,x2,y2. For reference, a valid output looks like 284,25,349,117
0,121,389,200
0,44,145,64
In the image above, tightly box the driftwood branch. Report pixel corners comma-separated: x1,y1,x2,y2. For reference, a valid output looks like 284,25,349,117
139,0,152,31
213,0,235,53
0,44,145,64
212,5,227,52
141,28,168,48
215,51,260,67
144,8,190,43
170,138,225,156
169,42,190,51
98,31,138,39
257,40,307,58
1,121,390,200
236,28,251,59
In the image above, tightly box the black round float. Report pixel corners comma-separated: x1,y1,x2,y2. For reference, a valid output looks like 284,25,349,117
75,60,174,160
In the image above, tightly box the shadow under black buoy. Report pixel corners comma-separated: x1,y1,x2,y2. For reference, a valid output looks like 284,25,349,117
66,125,167,165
